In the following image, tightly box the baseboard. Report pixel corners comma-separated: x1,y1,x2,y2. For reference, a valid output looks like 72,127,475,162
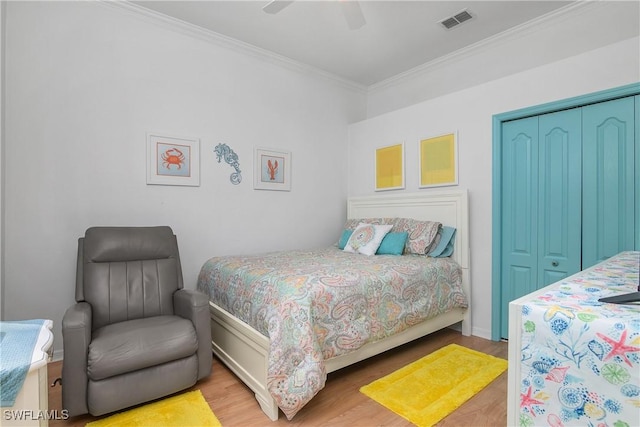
471,326,492,341
51,348,64,362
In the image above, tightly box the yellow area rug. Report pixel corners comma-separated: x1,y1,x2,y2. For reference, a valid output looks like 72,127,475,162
86,390,221,427
360,344,508,427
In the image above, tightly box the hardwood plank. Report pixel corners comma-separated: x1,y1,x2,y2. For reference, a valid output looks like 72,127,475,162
47,328,508,426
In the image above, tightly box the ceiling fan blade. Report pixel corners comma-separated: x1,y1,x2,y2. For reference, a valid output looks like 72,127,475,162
263,0,294,14
340,1,366,30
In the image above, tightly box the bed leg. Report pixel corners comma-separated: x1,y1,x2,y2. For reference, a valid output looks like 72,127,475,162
461,310,472,336
255,393,279,421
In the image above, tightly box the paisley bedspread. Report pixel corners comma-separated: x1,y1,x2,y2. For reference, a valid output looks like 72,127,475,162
196,246,467,419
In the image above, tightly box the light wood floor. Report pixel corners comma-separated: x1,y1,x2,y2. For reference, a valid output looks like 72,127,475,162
47,328,508,427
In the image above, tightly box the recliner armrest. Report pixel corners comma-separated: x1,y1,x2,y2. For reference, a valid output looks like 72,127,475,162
62,302,92,417
173,289,212,380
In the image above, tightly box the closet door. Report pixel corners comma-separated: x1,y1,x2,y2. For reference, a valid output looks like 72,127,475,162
636,96,640,250
582,96,636,268
537,108,582,285
500,116,538,337
500,109,581,338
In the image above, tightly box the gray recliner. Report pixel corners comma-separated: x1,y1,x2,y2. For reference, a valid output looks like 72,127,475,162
62,226,212,417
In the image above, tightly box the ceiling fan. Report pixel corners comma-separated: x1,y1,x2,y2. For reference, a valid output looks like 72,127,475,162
262,0,366,30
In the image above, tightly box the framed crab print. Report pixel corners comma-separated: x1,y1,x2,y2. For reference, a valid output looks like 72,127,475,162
254,148,291,191
147,133,200,186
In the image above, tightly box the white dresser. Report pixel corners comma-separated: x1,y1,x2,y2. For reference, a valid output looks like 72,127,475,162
1,320,54,427
507,252,640,426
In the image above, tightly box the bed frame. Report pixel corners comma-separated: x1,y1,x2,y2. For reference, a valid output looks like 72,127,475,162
206,189,471,420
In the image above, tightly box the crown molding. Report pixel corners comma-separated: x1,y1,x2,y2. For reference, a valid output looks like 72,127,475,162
100,1,368,94
101,1,609,96
368,1,598,93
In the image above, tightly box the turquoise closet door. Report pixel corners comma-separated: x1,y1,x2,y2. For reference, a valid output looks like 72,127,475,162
636,96,640,250
501,117,538,337
537,108,582,285
500,109,582,338
582,96,636,268
493,84,640,341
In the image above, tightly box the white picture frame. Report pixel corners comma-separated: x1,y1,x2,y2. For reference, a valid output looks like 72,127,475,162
419,132,458,188
375,142,405,191
147,133,200,186
254,148,291,191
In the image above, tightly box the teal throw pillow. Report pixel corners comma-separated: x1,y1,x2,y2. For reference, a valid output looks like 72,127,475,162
428,226,456,257
338,229,354,250
376,232,409,255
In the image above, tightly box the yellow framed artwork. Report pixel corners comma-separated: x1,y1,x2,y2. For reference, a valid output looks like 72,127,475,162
375,143,405,191
419,132,458,188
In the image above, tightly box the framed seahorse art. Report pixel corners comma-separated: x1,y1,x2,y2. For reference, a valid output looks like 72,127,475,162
254,147,291,191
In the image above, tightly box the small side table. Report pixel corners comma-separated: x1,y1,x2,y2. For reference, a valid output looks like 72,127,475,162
1,320,54,427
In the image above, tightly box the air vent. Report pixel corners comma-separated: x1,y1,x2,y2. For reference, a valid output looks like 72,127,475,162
439,9,473,30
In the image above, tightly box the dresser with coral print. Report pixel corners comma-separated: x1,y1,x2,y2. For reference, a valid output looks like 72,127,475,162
507,251,640,427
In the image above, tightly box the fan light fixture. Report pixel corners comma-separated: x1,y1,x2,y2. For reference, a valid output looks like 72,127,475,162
263,0,366,30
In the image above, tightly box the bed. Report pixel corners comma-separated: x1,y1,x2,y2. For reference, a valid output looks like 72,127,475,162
196,190,471,420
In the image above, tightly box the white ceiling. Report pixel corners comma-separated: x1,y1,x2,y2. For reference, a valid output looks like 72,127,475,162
131,1,575,87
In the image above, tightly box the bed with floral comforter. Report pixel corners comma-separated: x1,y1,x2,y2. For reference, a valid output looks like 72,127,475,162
196,246,468,419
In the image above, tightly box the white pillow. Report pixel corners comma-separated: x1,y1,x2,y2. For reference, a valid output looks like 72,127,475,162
344,223,393,256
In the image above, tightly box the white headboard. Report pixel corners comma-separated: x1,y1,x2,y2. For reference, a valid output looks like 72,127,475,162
347,189,470,270
347,189,471,336
347,189,471,335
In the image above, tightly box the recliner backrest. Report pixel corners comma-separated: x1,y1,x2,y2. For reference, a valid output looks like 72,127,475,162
76,226,184,330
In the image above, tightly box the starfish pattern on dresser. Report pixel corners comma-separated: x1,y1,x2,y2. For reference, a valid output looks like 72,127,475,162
596,329,640,367
520,386,545,417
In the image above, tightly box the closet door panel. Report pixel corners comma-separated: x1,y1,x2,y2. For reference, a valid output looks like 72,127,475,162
583,96,635,268
538,108,582,286
636,95,639,250
500,117,538,337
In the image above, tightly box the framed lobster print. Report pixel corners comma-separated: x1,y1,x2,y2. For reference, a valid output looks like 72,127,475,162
254,148,291,191
147,133,200,186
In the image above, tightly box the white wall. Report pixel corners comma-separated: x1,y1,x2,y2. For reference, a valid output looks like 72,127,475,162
348,36,640,338
0,1,5,321
3,1,639,356
366,1,640,117
2,1,366,356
